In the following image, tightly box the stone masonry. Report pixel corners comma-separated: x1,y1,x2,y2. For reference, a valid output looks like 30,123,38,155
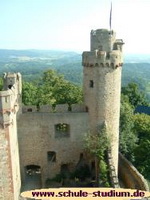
0,73,22,200
82,29,124,174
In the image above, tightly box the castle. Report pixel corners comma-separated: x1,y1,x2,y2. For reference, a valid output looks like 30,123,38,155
0,28,148,200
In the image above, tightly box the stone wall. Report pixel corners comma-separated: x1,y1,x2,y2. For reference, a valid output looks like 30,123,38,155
119,153,149,191
0,73,21,200
0,126,13,200
18,111,89,190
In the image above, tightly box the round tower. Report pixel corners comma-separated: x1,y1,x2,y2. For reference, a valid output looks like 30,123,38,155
82,29,124,175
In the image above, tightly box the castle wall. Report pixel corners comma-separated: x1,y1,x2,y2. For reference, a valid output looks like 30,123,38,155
0,73,21,200
0,122,21,200
119,153,149,191
7,113,21,200
0,126,13,200
17,111,89,189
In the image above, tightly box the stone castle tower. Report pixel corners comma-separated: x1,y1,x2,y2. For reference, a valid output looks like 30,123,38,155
82,29,124,174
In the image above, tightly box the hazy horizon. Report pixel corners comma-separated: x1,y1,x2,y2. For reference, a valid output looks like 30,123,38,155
1,48,150,56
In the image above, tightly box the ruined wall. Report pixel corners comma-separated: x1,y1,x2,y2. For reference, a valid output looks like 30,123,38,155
119,153,149,191
82,29,124,175
0,73,22,200
18,107,89,189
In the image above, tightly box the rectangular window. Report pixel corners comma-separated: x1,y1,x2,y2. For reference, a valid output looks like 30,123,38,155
55,123,70,138
5,97,8,103
47,151,56,162
89,80,94,88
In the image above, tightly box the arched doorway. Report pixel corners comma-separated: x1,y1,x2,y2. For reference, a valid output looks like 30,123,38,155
22,165,42,191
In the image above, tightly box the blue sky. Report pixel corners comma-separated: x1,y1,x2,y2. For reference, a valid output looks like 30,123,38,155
1,0,150,54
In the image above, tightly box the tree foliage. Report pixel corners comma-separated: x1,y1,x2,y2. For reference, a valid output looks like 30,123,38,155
22,69,83,106
134,139,150,179
119,94,138,162
120,86,150,179
0,77,3,91
22,81,38,105
84,126,110,160
133,113,150,140
121,82,149,107
84,127,110,186
133,114,150,179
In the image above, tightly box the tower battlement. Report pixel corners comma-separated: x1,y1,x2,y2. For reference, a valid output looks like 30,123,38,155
90,29,124,52
83,29,124,68
82,49,123,68
3,72,22,94
0,73,22,127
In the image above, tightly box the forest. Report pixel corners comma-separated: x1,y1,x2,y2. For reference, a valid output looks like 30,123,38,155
0,50,150,100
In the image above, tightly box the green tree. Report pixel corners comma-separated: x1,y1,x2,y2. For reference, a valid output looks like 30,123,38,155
0,78,3,91
37,84,56,106
119,94,138,162
122,82,149,107
22,70,83,106
133,113,150,179
84,126,110,186
133,113,150,140
54,81,83,106
134,139,150,179
22,81,38,105
120,91,150,179
38,69,83,106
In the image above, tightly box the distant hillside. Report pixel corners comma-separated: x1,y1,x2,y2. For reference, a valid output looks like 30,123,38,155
124,54,150,63
0,49,149,99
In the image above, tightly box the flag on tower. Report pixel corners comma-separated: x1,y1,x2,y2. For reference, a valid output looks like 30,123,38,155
109,2,112,30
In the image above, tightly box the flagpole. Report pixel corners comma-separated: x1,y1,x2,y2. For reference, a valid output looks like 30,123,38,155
109,1,112,30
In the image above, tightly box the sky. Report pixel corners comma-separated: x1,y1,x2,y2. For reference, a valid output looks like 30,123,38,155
0,0,150,54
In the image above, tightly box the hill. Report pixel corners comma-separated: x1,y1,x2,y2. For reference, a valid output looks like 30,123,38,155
0,49,149,99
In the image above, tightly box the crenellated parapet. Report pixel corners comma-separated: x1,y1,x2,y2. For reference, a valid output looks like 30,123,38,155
0,73,22,127
3,72,22,94
83,29,124,69
22,104,87,113
0,90,13,127
82,49,123,69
